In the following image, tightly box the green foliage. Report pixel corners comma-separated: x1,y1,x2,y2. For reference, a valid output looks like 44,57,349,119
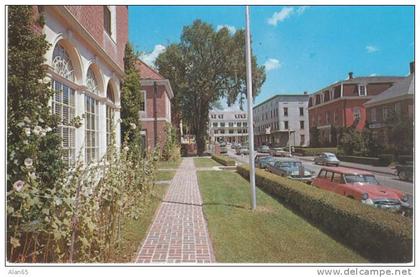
211,155,236,166
7,6,65,188
161,123,181,161
121,43,143,147
385,111,413,156
309,127,320,147
338,127,364,155
293,147,338,156
337,155,381,166
155,20,266,155
237,165,413,263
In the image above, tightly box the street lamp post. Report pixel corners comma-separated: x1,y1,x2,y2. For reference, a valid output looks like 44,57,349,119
245,6,257,210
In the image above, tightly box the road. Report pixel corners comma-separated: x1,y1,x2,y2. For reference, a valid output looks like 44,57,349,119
226,148,414,207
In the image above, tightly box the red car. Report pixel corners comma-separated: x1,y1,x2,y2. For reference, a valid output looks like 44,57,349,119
312,167,409,211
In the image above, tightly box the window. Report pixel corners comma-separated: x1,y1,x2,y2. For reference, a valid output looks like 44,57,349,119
229,129,234,134
220,122,225,127
139,90,146,112
332,172,344,183
229,122,234,127
237,122,242,127
243,122,247,127
395,103,401,115
284,121,289,129
300,135,305,146
104,6,112,35
300,121,304,129
315,95,321,105
283,107,288,116
358,85,367,96
85,67,99,163
52,80,76,166
299,107,304,116
52,43,74,81
220,129,225,134
353,107,361,121
326,112,330,124
325,171,333,181
213,122,218,127
218,114,224,119
106,84,115,147
308,98,313,107
370,108,377,122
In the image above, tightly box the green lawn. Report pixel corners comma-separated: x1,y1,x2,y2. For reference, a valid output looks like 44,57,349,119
193,157,221,168
156,170,176,181
157,159,182,169
197,171,368,263
110,184,168,262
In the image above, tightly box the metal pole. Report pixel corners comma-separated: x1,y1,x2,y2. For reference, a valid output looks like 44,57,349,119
245,6,256,210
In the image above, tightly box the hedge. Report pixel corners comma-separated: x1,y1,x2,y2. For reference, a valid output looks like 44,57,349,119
211,154,236,166
294,147,338,156
237,165,412,263
338,155,382,166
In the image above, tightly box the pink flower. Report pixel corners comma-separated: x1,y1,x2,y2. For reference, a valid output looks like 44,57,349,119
13,180,25,192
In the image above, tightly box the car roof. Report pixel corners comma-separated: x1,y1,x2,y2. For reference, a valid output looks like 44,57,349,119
275,158,300,163
322,152,336,155
320,166,373,175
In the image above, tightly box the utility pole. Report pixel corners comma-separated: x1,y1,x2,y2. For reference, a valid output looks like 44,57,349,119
245,6,256,210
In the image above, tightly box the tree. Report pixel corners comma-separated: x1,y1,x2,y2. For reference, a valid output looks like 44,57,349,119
7,6,64,188
338,127,364,155
120,43,144,153
385,111,413,156
361,127,382,157
155,20,266,155
310,127,320,147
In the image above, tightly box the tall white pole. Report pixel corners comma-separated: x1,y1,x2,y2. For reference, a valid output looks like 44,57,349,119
245,6,256,210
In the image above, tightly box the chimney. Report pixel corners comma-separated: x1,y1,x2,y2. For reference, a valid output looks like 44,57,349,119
348,72,353,79
410,61,415,74
304,91,308,95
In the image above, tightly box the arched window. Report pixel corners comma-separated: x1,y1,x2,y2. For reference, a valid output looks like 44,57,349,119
51,42,76,166
85,66,99,163
106,83,115,147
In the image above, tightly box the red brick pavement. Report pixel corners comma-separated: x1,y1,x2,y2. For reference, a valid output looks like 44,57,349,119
136,158,215,263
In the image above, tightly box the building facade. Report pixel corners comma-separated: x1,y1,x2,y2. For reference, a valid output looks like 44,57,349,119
208,110,248,143
135,60,174,150
364,64,414,145
253,94,310,147
308,73,404,146
35,6,128,165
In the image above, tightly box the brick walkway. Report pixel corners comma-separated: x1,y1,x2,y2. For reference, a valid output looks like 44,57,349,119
135,158,215,263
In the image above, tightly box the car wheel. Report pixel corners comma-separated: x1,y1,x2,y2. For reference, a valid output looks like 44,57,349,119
399,170,408,181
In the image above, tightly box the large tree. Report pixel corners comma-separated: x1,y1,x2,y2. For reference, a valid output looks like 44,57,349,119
156,20,266,155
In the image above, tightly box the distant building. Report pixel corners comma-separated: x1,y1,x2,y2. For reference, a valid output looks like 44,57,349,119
36,6,128,165
208,110,248,143
135,59,174,150
308,73,405,146
364,63,414,145
253,94,310,147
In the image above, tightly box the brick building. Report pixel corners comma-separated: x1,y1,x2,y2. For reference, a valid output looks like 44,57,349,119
308,73,404,146
364,63,414,145
34,6,128,165
253,94,310,147
135,60,174,150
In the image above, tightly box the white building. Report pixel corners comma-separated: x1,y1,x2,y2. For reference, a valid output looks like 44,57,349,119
208,110,248,143
253,94,310,147
37,6,128,165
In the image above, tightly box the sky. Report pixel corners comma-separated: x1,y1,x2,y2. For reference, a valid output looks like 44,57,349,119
128,5,414,108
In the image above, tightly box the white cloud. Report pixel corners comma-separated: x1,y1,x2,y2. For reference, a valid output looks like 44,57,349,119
267,6,309,26
264,58,281,71
366,45,379,53
216,24,236,35
267,7,294,26
370,73,377,76
139,44,166,67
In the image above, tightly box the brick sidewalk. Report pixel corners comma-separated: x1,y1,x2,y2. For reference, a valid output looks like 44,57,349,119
135,158,215,263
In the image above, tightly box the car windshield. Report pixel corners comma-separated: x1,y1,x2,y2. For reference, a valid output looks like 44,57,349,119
344,174,379,184
278,161,302,168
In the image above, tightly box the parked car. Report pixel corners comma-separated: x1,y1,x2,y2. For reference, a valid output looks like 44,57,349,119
314,152,340,166
269,147,292,157
255,154,274,169
232,142,241,149
266,159,314,183
236,145,249,155
257,145,270,153
395,164,413,181
311,167,410,212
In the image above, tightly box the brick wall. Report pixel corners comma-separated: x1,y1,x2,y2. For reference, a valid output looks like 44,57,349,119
142,84,168,118
65,5,127,69
141,121,168,149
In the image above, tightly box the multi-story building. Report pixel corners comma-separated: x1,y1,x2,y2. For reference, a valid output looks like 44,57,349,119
208,110,248,143
253,94,310,147
308,73,405,146
35,6,128,165
364,63,414,145
135,59,174,150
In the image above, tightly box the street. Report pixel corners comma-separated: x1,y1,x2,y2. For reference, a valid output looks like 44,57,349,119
226,148,414,207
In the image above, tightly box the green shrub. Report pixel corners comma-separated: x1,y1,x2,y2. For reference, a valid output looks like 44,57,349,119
378,154,393,166
294,147,338,156
211,155,236,166
237,165,412,263
338,155,382,166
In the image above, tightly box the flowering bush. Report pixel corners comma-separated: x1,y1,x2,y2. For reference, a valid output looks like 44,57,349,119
161,122,181,161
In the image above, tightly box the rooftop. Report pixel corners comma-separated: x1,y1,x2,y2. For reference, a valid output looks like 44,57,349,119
135,59,166,80
253,94,309,110
364,74,414,106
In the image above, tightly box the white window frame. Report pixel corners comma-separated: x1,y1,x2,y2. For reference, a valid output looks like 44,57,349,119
358,85,367,96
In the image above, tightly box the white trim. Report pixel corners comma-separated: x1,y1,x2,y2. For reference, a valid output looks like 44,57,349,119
140,117,171,123
308,96,372,110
